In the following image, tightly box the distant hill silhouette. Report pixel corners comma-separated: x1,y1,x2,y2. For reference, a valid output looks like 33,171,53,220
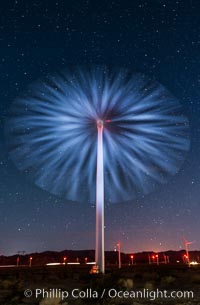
0,249,200,266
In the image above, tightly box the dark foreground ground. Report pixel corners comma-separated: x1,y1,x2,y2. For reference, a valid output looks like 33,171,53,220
0,264,199,305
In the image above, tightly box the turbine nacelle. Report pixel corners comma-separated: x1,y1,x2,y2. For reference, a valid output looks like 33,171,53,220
97,119,104,129
96,119,111,129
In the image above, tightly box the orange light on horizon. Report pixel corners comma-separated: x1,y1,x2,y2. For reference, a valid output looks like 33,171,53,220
130,254,134,265
29,256,33,267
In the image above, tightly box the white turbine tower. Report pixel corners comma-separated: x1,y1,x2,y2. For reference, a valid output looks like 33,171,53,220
95,119,105,273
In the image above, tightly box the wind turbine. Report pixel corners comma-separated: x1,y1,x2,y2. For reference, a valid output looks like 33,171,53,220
6,67,190,275
183,237,193,267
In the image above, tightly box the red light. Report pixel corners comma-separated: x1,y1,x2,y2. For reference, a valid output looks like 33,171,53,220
105,119,111,122
152,255,155,259
156,254,158,258
30,257,33,260
130,255,134,259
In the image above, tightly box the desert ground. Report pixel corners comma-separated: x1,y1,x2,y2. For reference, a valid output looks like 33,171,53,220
0,264,199,305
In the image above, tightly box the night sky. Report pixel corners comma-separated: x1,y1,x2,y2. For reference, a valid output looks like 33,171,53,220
0,0,200,256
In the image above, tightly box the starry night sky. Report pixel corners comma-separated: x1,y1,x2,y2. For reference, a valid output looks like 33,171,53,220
0,0,200,256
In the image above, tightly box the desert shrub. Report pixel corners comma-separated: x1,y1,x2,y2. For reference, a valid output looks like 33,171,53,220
144,281,154,290
46,273,60,282
160,276,176,288
1,279,16,289
191,273,200,284
4,295,21,305
90,273,121,291
118,278,134,290
142,272,159,282
39,296,68,305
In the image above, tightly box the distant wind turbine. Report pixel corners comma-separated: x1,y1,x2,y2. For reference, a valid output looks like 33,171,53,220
183,237,194,266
